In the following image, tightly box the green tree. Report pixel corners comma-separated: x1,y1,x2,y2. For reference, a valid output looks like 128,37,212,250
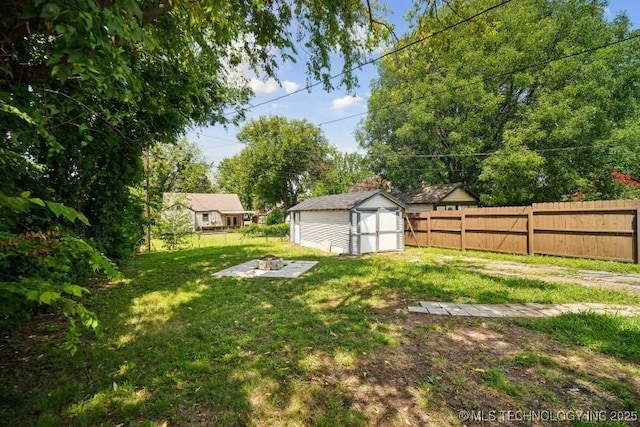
478,140,545,206
217,116,332,209
154,205,194,251
146,139,216,208
308,151,373,196
360,0,640,204
0,0,389,348
2,0,390,258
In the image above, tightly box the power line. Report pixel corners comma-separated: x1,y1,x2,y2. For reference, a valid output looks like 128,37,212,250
317,32,640,127
222,0,516,117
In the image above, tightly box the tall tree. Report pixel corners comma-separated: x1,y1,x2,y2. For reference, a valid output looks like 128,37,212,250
146,139,216,209
0,1,389,341
307,151,373,196
359,0,640,204
216,116,332,209
1,0,390,258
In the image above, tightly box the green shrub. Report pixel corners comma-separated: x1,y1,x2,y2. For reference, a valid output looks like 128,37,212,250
265,208,285,225
0,192,119,354
153,206,194,250
239,223,289,238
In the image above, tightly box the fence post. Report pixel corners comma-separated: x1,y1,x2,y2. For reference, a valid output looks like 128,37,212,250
426,212,431,247
527,206,535,256
460,210,466,251
635,208,639,264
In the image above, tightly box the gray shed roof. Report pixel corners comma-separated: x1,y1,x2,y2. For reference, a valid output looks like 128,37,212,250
288,190,405,212
402,183,476,204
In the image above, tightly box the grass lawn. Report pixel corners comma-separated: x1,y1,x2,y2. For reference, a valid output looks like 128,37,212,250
1,234,639,426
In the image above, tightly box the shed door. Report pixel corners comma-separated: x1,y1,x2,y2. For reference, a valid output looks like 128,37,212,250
378,208,400,251
359,211,377,253
356,208,401,254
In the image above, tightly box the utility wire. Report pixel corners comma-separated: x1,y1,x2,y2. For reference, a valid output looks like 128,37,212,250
222,0,516,117
317,32,640,127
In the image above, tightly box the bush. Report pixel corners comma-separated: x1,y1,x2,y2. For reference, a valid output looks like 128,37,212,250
265,208,285,225
154,206,194,250
0,193,119,354
239,223,289,238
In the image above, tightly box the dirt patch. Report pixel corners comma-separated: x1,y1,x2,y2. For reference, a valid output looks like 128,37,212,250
301,313,640,426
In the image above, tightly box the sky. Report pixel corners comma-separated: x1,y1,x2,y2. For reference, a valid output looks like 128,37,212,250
186,0,640,170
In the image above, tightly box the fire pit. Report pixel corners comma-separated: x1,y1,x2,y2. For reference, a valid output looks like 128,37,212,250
255,255,284,271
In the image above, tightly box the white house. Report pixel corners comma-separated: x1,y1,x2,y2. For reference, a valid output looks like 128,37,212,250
163,193,251,231
287,190,406,255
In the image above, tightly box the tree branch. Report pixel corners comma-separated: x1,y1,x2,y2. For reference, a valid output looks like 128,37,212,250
142,0,175,25
366,0,398,43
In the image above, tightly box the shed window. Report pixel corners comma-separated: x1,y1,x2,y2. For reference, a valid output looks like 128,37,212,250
202,213,209,222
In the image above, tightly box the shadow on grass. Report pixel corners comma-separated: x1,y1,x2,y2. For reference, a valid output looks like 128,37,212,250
1,246,436,425
2,243,640,425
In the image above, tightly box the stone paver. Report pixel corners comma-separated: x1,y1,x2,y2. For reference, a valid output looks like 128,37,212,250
408,302,640,318
213,260,317,278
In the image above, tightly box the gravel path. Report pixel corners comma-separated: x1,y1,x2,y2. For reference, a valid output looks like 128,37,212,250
435,255,640,294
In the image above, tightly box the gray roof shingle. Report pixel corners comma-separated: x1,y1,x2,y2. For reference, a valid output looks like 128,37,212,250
288,190,404,212
402,183,469,204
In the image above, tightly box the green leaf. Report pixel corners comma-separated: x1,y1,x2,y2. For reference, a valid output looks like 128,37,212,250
29,197,46,207
46,201,66,218
76,212,90,226
39,291,60,305
62,284,86,297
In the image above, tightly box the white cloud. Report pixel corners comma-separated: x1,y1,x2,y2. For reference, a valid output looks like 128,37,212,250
282,80,300,94
331,95,363,110
249,78,301,95
249,78,280,94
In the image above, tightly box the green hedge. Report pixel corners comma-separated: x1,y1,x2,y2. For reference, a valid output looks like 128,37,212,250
239,223,289,238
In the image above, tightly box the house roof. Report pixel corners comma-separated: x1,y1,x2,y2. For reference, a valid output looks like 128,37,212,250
349,174,393,192
288,190,405,212
402,183,476,204
163,193,248,213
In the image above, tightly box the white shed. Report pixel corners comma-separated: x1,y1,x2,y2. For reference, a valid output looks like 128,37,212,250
287,190,406,255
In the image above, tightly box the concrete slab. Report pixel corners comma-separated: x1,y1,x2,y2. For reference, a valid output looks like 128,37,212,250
469,304,506,317
427,307,451,315
419,301,443,309
410,300,640,318
524,303,549,310
463,309,491,317
445,305,471,316
213,260,318,279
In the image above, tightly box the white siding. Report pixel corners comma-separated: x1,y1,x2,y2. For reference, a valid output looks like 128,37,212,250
194,211,223,228
356,194,400,209
298,210,350,254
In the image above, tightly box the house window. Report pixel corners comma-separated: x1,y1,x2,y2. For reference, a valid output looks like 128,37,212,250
233,216,238,226
202,213,209,222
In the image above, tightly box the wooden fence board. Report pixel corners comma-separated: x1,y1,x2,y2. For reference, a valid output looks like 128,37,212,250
404,199,640,263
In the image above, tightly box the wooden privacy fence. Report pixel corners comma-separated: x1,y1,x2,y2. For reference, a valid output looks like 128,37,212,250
404,200,640,263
